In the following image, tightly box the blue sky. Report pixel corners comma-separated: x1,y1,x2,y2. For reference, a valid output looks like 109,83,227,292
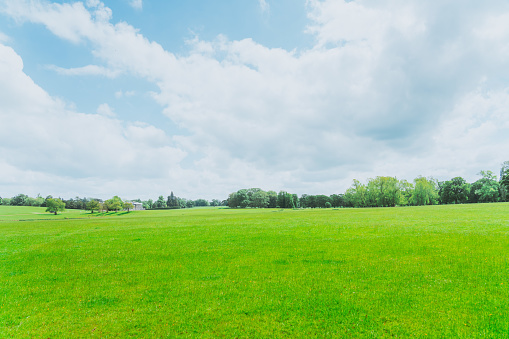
1,0,509,200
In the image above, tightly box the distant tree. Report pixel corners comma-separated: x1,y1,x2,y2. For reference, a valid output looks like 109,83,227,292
194,199,210,207
250,190,269,208
267,191,278,208
186,200,195,208
154,196,166,209
330,194,345,208
228,192,239,208
315,195,331,208
124,202,134,212
143,199,153,209
210,199,221,207
325,202,332,208
87,200,100,213
500,161,509,202
412,177,439,206
440,177,470,204
10,194,28,206
471,171,500,203
45,198,65,215
105,196,123,212
344,180,368,207
167,191,180,208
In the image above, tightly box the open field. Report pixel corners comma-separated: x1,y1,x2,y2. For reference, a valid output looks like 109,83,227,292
1,204,508,338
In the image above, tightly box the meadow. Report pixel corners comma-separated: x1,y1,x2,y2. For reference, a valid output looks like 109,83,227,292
1,204,508,338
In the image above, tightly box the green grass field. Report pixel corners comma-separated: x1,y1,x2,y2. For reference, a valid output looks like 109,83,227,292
1,204,508,338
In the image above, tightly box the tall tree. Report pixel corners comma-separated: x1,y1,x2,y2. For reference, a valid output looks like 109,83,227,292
500,161,509,202
124,202,134,212
105,196,124,212
251,190,269,208
87,200,100,213
440,177,470,204
471,170,500,203
412,177,439,206
45,198,65,215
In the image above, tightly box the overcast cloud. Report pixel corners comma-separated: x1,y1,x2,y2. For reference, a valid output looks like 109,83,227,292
0,0,508,200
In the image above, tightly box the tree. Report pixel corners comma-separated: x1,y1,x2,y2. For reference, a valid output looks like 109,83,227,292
330,194,345,208
167,191,180,208
471,170,500,203
87,200,100,213
104,196,123,212
412,177,439,206
194,199,210,207
10,194,28,206
315,195,331,208
267,191,278,208
344,180,368,207
124,202,134,212
500,162,509,202
154,196,166,209
45,198,65,215
440,177,470,204
250,190,269,208
143,199,153,209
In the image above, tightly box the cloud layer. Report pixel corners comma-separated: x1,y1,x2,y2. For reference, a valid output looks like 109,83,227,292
1,0,509,199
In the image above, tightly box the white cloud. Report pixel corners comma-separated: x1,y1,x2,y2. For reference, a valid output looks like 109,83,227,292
115,90,135,98
1,0,509,199
47,64,121,78
0,42,187,199
129,0,142,10
258,0,269,14
96,103,116,117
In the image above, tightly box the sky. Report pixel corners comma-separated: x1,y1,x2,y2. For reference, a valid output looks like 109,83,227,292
0,0,508,201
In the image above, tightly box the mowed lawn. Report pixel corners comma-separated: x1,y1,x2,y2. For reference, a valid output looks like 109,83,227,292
1,204,508,338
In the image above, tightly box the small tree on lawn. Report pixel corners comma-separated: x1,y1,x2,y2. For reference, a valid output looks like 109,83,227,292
87,200,100,213
124,202,134,212
45,198,65,215
105,196,123,212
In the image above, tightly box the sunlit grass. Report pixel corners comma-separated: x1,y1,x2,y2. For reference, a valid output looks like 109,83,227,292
1,204,508,337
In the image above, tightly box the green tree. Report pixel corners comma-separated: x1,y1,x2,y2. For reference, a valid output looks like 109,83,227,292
345,180,368,207
154,196,166,209
267,191,278,208
124,202,134,212
440,177,470,204
194,199,210,207
250,190,269,208
10,194,28,206
45,198,65,215
87,200,100,213
500,161,509,202
471,170,500,203
412,177,439,206
105,196,123,212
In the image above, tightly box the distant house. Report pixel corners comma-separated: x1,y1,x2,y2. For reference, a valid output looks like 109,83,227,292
126,202,144,211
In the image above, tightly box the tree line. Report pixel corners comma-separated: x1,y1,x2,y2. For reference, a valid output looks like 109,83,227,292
0,191,227,214
2,162,508,212
227,162,509,208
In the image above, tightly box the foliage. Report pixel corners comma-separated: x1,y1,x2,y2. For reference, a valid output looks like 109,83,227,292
469,171,500,203
104,196,124,212
411,177,439,206
123,202,134,212
45,198,66,215
440,177,470,204
86,200,100,213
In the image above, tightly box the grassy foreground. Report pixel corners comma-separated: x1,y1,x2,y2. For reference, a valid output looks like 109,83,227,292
1,204,508,338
